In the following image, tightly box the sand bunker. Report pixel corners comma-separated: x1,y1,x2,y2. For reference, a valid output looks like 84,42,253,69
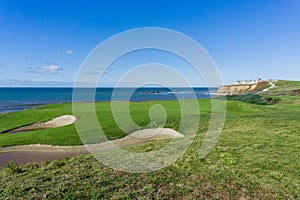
129,128,184,139
0,128,183,152
0,128,184,167
3,115,76,133
1,128,184,152
0,128,184,169
87,128,184,152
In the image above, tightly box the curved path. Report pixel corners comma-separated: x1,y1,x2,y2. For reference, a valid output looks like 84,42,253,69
262,81,276,92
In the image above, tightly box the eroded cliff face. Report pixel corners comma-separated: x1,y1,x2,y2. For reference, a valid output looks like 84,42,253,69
217,84,257,95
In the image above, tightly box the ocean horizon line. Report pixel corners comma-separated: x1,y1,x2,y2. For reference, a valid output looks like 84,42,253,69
0,87,217,113
0,86,218,89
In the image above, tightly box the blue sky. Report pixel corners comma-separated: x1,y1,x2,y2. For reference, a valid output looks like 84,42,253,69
0,0,299,87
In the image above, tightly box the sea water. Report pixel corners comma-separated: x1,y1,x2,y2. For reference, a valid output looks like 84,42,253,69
0,87,217,113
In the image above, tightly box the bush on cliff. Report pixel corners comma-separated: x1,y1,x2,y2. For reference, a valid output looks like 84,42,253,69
222,93,280,105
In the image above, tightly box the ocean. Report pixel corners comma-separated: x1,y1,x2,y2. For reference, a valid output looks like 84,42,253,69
0,87,217,113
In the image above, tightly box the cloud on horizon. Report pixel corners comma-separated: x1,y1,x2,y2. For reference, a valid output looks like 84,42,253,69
83,68,109,75
0,79,73,87
26,65,63,75
83,67,115,75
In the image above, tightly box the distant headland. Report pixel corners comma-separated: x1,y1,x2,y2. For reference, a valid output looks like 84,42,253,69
217,78,277,95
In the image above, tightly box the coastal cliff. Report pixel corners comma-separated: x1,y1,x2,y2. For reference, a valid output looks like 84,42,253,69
217,82,268,95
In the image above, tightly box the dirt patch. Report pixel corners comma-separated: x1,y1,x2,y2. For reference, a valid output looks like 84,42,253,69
0,151,88,168
291,89,300,96
252,81,269,92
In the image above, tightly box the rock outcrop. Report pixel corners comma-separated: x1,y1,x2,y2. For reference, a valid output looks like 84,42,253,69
217,82,268,95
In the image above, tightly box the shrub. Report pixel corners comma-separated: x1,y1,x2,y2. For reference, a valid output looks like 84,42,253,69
4,162,22,175
222,94,281,105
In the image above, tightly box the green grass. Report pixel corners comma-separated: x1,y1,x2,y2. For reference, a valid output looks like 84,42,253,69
0,99,214,147
0,103,81,146
264,80,300,96
1,81,300,199
217,93,281,105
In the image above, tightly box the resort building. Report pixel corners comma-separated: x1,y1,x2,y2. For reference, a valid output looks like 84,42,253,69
235,78,262,85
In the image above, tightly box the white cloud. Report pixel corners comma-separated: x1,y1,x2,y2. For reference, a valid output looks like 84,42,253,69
0,79,73,87
83,68,111,75
59,49,74,55
27,65,62,74
65,50,74,54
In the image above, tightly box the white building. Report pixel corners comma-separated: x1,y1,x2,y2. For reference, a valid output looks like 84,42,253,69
235,78,263,85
